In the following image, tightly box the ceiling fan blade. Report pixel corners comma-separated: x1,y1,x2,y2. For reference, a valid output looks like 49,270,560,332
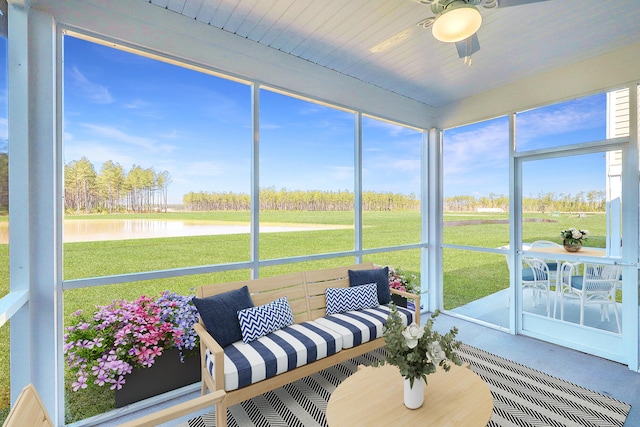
416,17,435,29
369,27,415,53
455,34,480,59
497,0,549,7
369,17,435,53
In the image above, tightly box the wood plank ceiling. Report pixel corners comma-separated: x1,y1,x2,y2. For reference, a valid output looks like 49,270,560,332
145,0,640,108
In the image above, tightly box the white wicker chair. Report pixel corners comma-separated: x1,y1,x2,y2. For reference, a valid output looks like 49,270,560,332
556,262,621,332
521,257,551,316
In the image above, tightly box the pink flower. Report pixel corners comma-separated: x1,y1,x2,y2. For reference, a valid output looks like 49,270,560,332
65,291,199,391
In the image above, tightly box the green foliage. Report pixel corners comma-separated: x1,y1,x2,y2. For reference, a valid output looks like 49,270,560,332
184,188,420,212
444,191,606,213
64,157,171,214
373,307,461,387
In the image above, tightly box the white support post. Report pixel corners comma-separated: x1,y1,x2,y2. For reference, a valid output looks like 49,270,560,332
8,2,62,423
621,83,639,371
426,128,441,313
7,0,32,407
250,84,260,278
508,113,519,334
354,113,363,263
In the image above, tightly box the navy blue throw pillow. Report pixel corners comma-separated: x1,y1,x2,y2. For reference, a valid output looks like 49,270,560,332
348,267,391,305
193,286,254,348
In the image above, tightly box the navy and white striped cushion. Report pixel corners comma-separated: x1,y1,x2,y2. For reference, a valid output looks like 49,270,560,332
315,304,414,348
325,283,379,315
205,321,343,391
238,297,294,343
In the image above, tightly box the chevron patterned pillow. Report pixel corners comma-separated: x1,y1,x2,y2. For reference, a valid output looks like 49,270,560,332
325,283,379,315
237,297,295,344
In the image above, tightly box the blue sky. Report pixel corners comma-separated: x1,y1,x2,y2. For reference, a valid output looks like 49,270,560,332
1,36,610,204
443,93,608,199
62,36,424,204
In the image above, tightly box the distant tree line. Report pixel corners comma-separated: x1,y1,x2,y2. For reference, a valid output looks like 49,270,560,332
183,188,420,211
64,157,172,213
444,191,607,213
5,154,606,215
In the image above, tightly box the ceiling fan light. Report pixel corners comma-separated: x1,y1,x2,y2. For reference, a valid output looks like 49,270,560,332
432,4,482,43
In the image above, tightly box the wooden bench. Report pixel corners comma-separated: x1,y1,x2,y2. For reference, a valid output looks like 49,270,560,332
194,262,421,427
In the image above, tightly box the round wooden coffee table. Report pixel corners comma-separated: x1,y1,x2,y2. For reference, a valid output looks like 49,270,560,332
326,363,493,426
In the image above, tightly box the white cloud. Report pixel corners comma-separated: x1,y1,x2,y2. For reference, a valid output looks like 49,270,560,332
124,99,150,110
516,98,603,147
389,158,420,172
444,121,509,175
365,118,417,137
159,129,182,140
326,165,354,181
63,142,136,169
79,123,177,154
182,160,227,177
67,66,114,104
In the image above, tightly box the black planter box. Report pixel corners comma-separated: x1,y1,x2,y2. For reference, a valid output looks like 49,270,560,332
391,293,408,308
115,347,200,408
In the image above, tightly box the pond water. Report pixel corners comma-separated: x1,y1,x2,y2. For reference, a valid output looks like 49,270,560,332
0,219,351,243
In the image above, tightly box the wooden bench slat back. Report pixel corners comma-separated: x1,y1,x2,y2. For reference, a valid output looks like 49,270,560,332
196,272,305,299
197,272,310,321
195,263,377,326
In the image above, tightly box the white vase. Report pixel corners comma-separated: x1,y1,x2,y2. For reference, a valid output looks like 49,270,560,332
403,378,424,409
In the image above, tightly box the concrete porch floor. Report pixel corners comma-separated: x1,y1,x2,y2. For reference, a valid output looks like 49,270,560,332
451,287,622,333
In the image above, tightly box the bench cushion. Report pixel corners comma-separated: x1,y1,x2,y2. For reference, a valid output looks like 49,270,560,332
206,321,343,391
314,304,414,349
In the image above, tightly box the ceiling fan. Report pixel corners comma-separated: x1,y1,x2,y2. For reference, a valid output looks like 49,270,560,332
370,0,549,65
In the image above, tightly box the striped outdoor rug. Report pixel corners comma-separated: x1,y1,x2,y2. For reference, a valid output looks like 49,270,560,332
186,344,630,427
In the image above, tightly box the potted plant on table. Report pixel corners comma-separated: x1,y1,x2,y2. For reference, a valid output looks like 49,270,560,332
560,227,589,252
374,306,461,409
64,291,200,407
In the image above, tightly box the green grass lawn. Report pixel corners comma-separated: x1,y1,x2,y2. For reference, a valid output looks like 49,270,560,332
0,210,608,423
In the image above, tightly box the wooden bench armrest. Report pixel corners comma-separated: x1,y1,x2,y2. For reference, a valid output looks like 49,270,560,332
194,323,224,355
194,323,226,392
389,289,421,325
117,390,226,427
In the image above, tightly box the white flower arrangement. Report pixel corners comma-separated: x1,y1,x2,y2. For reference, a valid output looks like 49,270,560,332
560,227,589,245
373,306,461,387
